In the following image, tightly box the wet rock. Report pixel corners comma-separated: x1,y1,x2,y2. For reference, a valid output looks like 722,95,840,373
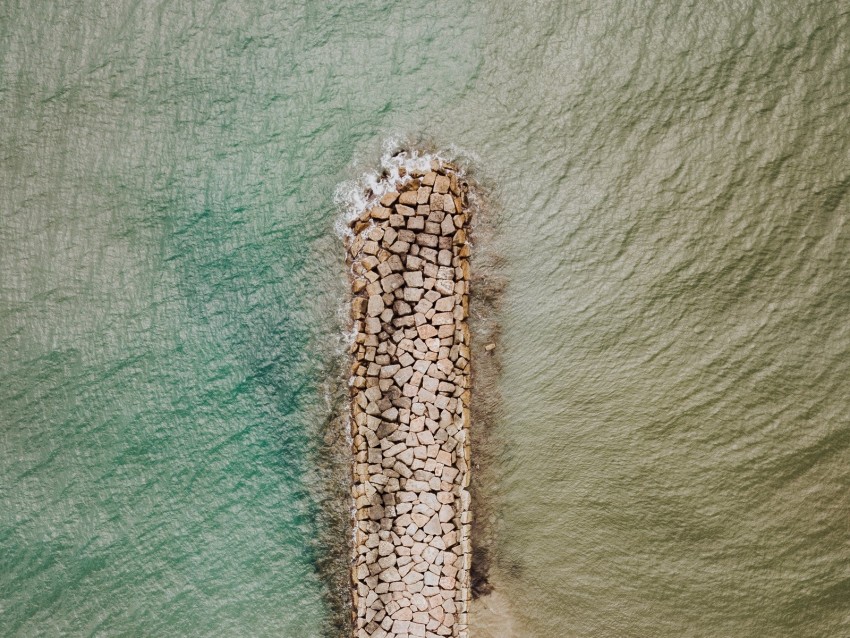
399,190,419,206
371,206,391,220
380,192,399,207
352,297,367,320
434,175,450,194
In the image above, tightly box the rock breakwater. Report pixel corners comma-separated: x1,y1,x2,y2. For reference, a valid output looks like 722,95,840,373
345,159,472,638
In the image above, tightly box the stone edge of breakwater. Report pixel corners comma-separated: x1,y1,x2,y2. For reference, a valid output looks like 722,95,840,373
344,158,473,638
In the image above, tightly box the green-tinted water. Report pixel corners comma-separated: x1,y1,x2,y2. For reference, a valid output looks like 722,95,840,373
2,1,848,636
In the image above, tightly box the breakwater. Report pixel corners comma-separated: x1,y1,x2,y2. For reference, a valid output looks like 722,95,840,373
345,158,472,638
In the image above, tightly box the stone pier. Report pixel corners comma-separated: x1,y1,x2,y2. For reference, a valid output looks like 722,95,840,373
346,160,472,638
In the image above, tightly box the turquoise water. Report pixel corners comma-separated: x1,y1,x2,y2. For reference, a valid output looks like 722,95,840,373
2,1,849,636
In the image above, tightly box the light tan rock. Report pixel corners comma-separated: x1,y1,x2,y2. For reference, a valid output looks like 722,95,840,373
393,366,414,387
429,604,445,624
399,190,418,206
449,173,459,195
367,226,384,242
411,593,429,611
404,270,424,287
388,240,410,254
367,294,385,317
419,247,438,263
421,376,439,392
380,192,399,207
435,450,452,466
432,297,452,313
406,479,431,492
398,448,414,466
382,227,398,246
403,287,424,302
423,514,442,536
443,194,456,214
393,606,413,622
417,324,438,340
362,255,380,271
438,503,454,523
379,567,401,582
381,273,405,293
370,205,391,220
433,175,450,194
440,215,455,236
416,233,439,248
431,312,453,326
391,618,409,634
387,254,404,271
434,279,454,296
364,317,381,334
422,545,440,564
439,576,456,590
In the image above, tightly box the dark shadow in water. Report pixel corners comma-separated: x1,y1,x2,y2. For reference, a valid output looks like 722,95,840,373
464,175,506,602
315,407,355,637
309,348,355,637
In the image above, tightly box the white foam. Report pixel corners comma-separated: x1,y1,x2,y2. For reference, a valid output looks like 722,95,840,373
334,139,470,239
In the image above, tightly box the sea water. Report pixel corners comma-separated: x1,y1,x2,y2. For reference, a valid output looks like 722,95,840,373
2,1,848,636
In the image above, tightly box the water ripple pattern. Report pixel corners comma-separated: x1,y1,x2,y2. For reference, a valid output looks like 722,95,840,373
1,1,848,637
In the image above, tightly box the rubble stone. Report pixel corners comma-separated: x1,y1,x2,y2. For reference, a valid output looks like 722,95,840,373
346,159,472,638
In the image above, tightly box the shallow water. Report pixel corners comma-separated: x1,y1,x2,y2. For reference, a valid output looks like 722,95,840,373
2,1,849,636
